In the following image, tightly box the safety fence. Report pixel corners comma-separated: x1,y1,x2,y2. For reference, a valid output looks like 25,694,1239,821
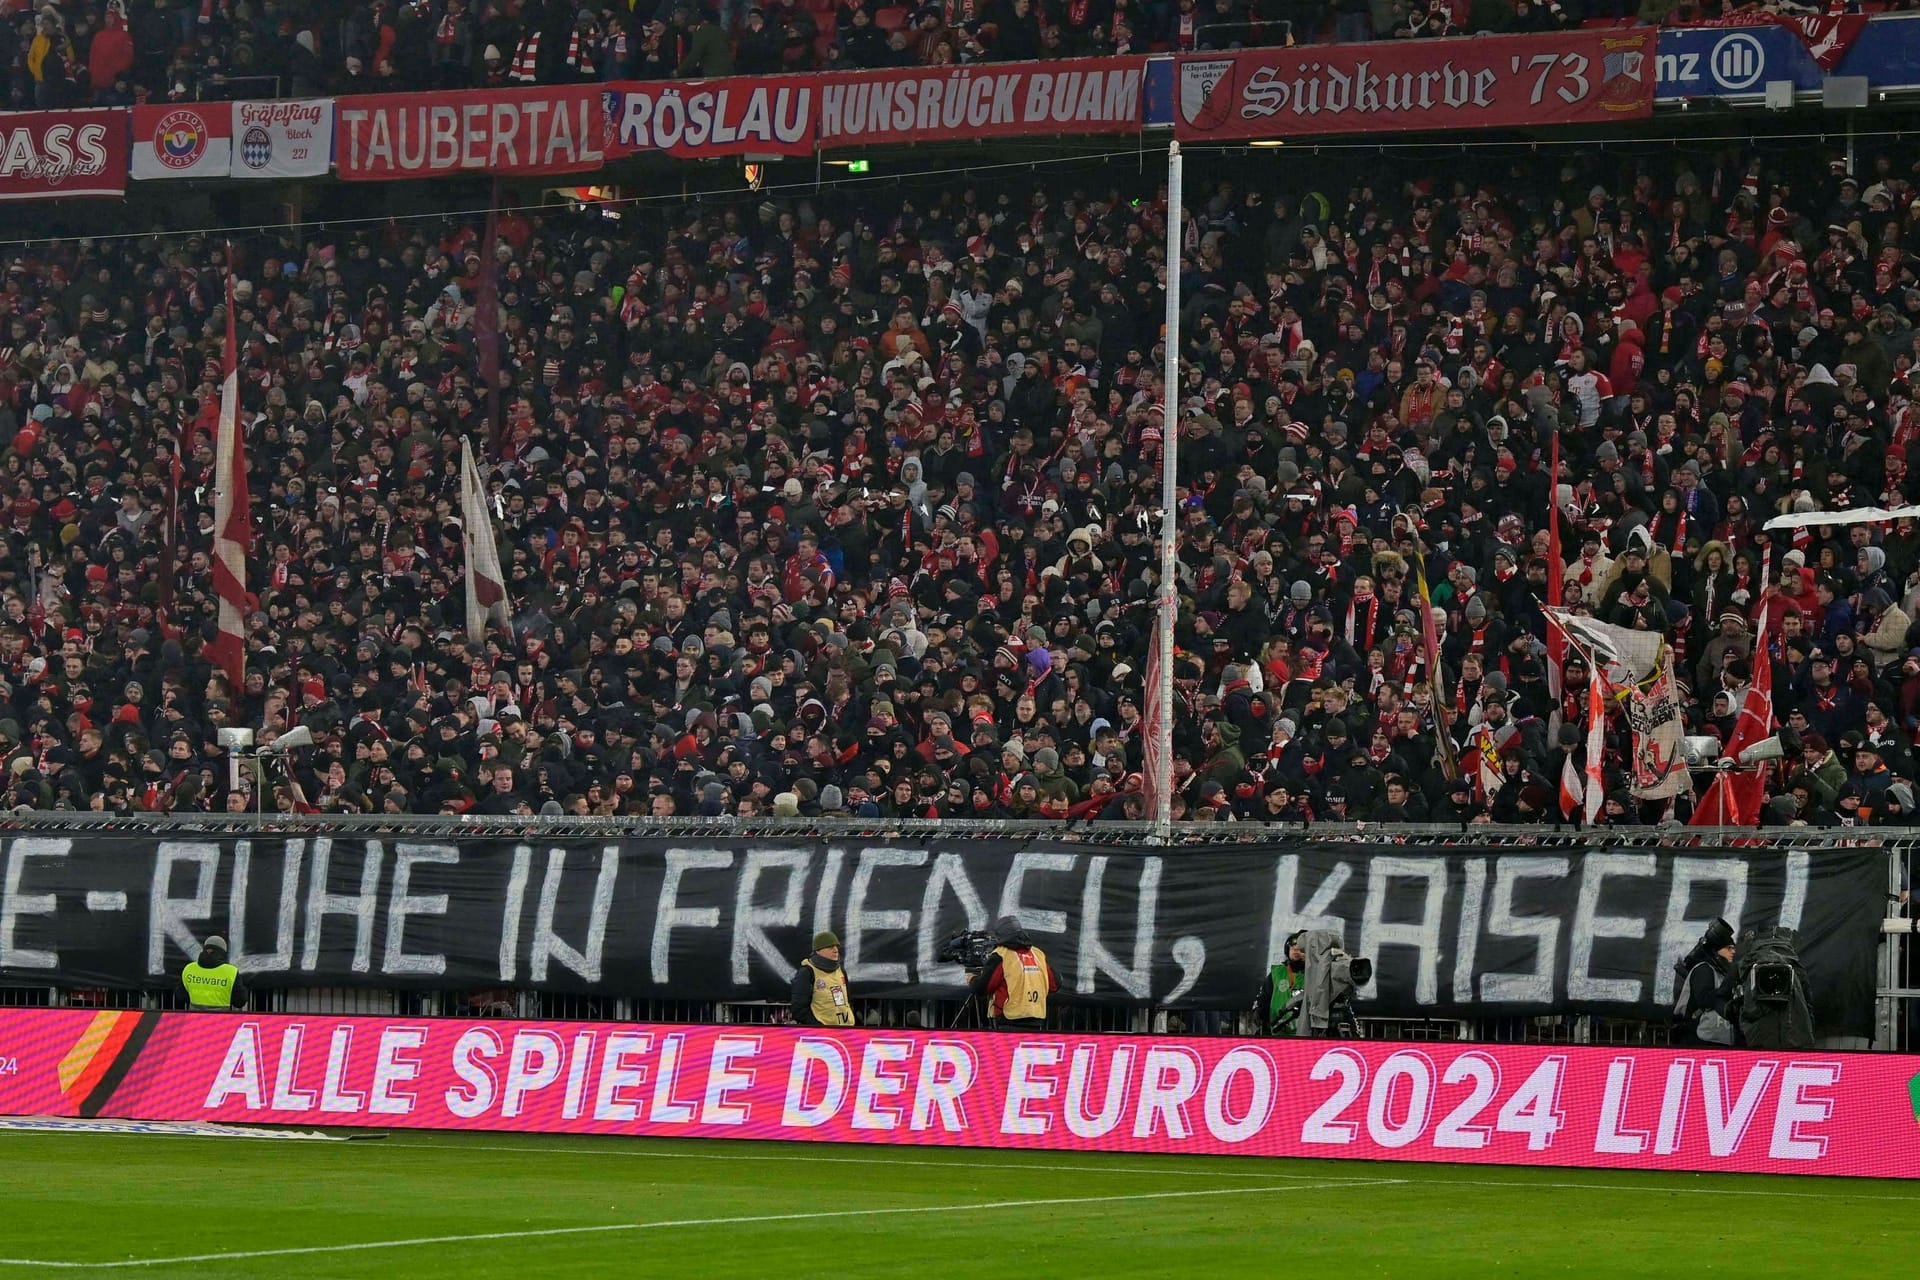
1,820,1912,1051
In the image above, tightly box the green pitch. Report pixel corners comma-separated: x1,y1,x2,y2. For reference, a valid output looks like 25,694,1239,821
0,1129,1915,1277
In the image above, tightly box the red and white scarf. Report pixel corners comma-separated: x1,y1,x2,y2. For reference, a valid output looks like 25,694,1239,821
1345,593,1379,651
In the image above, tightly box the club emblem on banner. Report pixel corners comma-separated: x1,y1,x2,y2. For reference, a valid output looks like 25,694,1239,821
154,110,208,170
239,125,273,171
1600,35,1651,113
1179,59,1238,130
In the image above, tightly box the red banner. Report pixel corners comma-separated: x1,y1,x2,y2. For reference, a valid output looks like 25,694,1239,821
818,58,1144,149
610,77,815,159
1667,15,1868,71
334,86,622,182
1176,30,1654,142
0,109,127,202
1777,14,1868,70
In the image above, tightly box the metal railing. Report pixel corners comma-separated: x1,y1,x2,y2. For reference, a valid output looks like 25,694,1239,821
2,812,1905,843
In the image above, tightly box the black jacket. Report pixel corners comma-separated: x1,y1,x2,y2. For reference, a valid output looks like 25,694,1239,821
1677,952,1736,1044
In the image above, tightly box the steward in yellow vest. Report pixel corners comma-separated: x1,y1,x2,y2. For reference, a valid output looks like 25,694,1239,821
969,916,1058,1028
181,935,243,1010
790,931,854,1027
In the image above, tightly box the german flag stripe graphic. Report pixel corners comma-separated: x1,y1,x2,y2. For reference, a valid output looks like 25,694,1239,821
54,1010,162,1119
57,1011,127,1096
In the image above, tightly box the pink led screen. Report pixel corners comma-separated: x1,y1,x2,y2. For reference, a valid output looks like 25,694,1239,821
4,1010,1916,1177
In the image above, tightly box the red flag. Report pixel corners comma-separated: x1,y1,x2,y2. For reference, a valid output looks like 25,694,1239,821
1778,14,1867,71
207,262,251,687
1725,612,1776,823
1690,771,1739,827
1689,615,1776,827
1546,431,1564,699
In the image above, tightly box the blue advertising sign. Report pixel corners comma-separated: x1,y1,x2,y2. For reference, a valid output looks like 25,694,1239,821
1654,25,1819,99
1834,15,1920,90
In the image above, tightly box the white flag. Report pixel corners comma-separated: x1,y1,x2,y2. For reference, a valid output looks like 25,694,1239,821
461,438,509,644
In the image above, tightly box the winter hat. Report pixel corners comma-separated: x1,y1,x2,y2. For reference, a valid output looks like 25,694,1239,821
812,931,840,951
1290,581,1312,604
819,784,845,812
773,792,801,816
1465,596,1489,622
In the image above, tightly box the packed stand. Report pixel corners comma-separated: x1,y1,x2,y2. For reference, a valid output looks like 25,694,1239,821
11,0,1901,108
4,145,1920,826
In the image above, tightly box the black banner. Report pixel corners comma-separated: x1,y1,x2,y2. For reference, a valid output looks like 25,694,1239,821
0,835,1888,1036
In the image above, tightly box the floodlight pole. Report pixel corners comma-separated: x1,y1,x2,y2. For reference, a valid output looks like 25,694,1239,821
1153,142,1183,840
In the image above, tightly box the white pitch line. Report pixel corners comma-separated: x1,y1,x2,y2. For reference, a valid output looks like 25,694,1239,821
0,1180,1401,1270
17,1127,1920,1201
366,1139,1339,1180
354,1141,1920,1199
1435,1175,1920,1203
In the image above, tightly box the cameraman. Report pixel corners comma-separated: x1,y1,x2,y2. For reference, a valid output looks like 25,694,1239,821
969,916,1058,1030
790,931,855,1027
1673,918,1739,1045
1258,932,1307,1035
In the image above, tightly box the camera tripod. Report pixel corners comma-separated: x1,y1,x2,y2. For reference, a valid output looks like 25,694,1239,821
949,992,982,1029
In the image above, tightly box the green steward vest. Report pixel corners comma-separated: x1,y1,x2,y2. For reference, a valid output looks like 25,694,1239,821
182,960,238,1009
1268,963,1303,1029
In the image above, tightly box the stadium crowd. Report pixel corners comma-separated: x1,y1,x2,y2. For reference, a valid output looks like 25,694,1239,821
3,0,1890,108
3,140,1920,826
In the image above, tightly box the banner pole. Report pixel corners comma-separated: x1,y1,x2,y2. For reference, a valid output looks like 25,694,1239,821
1153,142,1183,842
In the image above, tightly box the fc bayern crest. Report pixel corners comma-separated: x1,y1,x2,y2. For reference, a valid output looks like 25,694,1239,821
154,110,207,170
1179,59,1238,130
240,125,273,170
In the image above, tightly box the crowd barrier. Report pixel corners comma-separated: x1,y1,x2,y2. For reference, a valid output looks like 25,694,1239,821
4,16,1920,205
2,1009,1914,1177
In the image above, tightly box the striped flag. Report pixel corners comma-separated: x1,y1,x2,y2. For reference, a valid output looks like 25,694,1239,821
207,266,251,688
1584,664,1606,824
1141,594,1172,823
1559,748,1583,821
461,437,510,644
